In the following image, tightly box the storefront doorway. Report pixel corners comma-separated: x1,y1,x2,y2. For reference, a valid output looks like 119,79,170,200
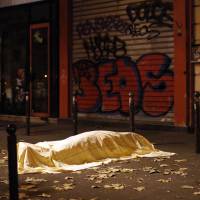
30,23,50,117
0,1,59,119
0,23,50,117
0,26,27,115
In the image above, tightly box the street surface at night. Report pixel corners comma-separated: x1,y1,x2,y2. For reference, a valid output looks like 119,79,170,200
0,121,200,200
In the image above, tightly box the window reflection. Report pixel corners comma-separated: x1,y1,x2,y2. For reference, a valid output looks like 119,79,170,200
31,26,49,114
0,29,26,115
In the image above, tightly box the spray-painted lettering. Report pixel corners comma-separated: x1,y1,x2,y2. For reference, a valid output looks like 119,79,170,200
73,54,173,117
76,0,173,40
83,34,127,61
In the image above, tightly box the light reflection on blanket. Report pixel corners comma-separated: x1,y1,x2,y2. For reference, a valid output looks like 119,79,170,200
18,130,174,174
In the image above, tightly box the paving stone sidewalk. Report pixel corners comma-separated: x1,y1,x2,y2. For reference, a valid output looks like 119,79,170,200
0,121,200,200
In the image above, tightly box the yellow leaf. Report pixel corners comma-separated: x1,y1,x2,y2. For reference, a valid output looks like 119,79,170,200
193,191,200,195
37,193,51,198
104,184,125,190
134,186,145,192
157,178,172,183
63,183,75,190
181,185,194,189
174,159,187,163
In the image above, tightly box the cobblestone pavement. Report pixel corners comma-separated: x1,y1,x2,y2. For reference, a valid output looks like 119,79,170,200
0,121,200,200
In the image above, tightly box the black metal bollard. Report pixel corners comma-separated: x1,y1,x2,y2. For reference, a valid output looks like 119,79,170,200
194,92,200,153
73,95,78,135
129,91,135,132
25,91,30,136
6,124,19,200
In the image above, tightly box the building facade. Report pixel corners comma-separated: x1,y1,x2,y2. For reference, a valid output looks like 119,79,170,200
69,0,192,128
0,0,195,128
0,0,59,118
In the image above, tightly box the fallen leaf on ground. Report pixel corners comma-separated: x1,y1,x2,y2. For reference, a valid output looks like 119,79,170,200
0,195,8,199
2,156,8,161
181,185,194,189
179,168,188,171
86,175,96,181
87,173,113,181
91,185,100,189
174,159,187,163
64,176,74,180
37,193,51,198
0,159,5,164
137,178,144,183
157,178,172,183
163,171,171,175
134,186,145,192
0,180,8,184
53,180,60,183
53,184,75,191
149,169,160,174
95,180,103,184
160,164,169,167
52,186,64,191
63,183,75,190
173,168,188,176
25,177,47,183
104,184,125,190
1,150,7,155
20,184,37,190
193,191,200,195
120,168,135,173
143,167,153,172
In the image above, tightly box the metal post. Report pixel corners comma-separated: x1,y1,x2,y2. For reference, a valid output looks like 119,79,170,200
25,91,30,136
129,91,135,132
194,92,200,153
73,95,78,134
6,124,18,200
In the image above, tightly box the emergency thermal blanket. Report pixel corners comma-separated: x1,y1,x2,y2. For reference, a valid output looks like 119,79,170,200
18,130,174,174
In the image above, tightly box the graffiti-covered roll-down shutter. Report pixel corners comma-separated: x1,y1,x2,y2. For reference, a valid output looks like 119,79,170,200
193,1,200,92
72,0,174,123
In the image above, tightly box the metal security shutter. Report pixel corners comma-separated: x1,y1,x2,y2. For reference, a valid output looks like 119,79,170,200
193,0,200,92
72,0,174,123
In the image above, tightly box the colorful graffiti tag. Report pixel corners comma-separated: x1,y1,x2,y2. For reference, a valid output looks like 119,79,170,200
73,0,174,117
83,34,127,61
76,0,173,40
73,53,173,117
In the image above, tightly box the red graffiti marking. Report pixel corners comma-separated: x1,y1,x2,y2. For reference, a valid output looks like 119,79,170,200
98,61,120,112
73,54,173,117
73,60,100,112
137,54,174,116
98,58,141,113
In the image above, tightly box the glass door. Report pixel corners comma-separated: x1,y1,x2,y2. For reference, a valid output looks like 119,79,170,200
30,23,50,117
0,28,27,115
